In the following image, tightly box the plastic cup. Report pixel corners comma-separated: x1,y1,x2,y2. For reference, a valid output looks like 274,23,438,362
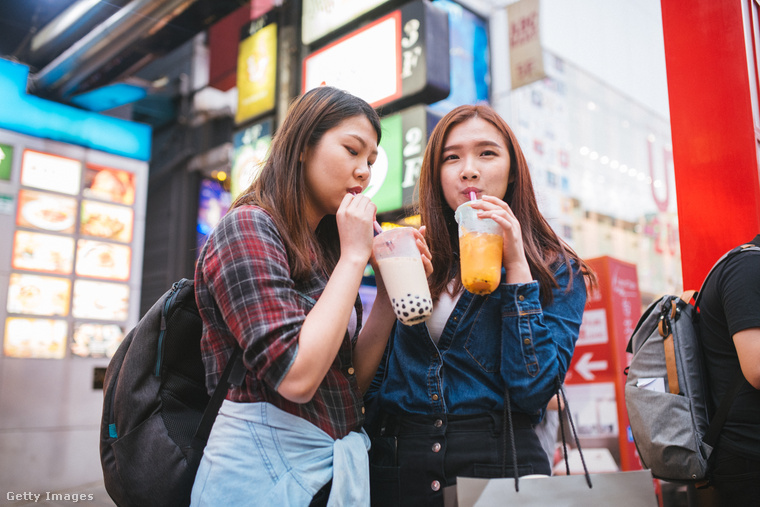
373,227,433,325
454,201,504,295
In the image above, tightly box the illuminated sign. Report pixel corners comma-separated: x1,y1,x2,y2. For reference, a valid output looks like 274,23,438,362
366,105,442,213
0,143,12,180
21,149,82,196
236,13,278,124
302,0,394,45
430,0,490,114
303,0,450,112
231,118,273,198
0,59,151,161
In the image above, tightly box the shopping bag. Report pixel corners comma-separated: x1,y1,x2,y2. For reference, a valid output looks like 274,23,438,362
447,470,657,506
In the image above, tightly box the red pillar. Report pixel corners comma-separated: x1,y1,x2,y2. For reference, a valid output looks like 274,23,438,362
660,0,760,288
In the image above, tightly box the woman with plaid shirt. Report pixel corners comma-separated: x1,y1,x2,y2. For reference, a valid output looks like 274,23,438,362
191,87,431,506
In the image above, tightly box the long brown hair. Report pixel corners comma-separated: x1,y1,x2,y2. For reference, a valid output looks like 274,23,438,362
417,104,595,303
231,86,381,281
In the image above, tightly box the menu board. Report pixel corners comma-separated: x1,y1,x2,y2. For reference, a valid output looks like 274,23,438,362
83,164,136,205
6,273,71,316
3,145,140,360
4,318,68,359
20,149,82,195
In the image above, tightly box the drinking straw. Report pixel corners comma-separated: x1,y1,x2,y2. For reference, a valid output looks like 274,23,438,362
469,191,477,201
374,221,384,235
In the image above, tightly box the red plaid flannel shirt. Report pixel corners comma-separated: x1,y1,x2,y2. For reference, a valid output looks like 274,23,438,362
195,206,364,439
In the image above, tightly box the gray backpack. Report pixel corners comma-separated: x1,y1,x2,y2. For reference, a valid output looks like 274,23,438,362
624,244,757,483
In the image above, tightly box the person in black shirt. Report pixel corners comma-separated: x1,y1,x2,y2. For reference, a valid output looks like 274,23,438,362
697,235,760,506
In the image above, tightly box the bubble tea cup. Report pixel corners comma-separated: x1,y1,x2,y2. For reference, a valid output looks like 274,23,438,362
373,227,433,325
454,201,504,295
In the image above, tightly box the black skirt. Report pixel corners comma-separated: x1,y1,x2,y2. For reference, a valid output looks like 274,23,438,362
368,411,550,507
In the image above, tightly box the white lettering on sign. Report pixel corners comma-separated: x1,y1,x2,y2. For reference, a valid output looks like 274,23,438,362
401,126,424,188
401,18,421,78
574,352,609,381
576,308,608,346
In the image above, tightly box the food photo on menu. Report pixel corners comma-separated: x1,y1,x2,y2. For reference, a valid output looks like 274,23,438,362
11,230,75,275
71,322,125,358
3,317,68,359
16,189,78,234
82,164,136,205
80,200,134,243
6,273,71,317
75,239,132,281
71,280,129,321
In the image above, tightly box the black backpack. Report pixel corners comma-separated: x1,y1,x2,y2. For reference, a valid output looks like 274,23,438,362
100,278,243,507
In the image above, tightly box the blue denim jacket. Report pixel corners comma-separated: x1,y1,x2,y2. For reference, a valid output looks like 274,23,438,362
366,259,586,423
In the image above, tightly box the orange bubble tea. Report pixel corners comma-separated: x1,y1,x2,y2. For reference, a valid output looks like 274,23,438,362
455,201,504,295
459,231,503,295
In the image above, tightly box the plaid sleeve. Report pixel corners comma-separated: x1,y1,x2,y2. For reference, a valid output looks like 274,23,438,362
200,206,305,391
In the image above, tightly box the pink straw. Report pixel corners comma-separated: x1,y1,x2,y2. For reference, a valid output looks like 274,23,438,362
373,221,383,235
469,191,477,201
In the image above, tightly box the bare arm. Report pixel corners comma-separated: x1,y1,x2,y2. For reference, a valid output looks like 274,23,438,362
734,327,760,389
353,227,433,392
277,194,375,403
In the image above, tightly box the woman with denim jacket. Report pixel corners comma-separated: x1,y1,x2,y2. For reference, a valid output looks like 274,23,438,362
365,104,596,506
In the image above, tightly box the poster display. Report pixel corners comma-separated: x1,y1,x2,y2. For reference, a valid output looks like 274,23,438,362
197,178,232,252
3,140,142,360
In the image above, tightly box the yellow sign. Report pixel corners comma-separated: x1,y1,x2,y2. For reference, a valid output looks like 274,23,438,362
236,22,277,124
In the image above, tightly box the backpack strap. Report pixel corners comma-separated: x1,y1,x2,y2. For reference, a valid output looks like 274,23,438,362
190,346,244,451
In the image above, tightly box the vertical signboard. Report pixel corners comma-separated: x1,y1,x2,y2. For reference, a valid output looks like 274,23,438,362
507,0,546,90
236,12,278,125
565,256,642,472
366,105,442,213
302,0,450,112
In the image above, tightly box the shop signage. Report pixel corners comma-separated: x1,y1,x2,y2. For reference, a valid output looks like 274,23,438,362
231,118,273,198
302,0,395,46
507,0,546,89
0,142,12,180
302,0,450,112
236,12,278,125
366,105,442,213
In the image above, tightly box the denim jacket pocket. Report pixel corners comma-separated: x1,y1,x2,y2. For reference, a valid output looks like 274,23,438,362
463,302,502,373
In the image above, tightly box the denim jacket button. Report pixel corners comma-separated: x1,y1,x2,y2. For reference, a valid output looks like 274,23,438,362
432,442,441,453
347,367,355,375
432,394,439,401
518,295,525,301
431,480,441,491
523,338,531,345
434,419,443,428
